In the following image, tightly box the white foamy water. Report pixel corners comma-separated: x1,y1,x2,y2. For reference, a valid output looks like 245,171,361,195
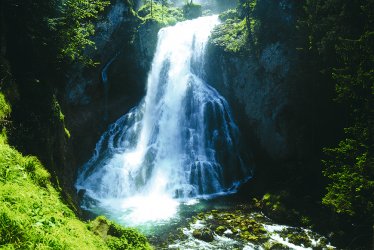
76,16,251,225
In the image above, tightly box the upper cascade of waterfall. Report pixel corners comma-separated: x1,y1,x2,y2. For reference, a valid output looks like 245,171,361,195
76,15,252,224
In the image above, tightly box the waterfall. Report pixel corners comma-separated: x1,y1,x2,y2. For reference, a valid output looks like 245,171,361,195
76,15,251,224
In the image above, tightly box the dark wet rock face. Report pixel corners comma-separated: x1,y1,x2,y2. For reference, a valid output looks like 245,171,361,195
205,42,298,161
205,1,317,167
62,0,151,192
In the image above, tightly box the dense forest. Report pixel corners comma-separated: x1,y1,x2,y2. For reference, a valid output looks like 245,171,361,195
0,0,373,249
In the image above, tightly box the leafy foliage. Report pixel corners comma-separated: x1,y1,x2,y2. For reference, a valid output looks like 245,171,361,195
53,0,110,65
212,0,373,246
301,0,374,222
323,128,373,217
210,9,248,54
322,36,374,218
2,0,109,69
138,1,184,26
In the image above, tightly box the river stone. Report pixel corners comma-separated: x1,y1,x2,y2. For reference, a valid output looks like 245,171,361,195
215,226,226,235
192,229,214,242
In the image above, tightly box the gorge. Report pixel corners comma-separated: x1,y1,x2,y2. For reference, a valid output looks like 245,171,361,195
0,0,372,249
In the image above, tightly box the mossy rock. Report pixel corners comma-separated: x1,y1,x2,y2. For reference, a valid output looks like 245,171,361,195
240,231,262,243
0,93,11,120
215,225,226,235
192,228,214,242
89,216,111,239
279,227,312,248
89,216,151,249
263,241,290,250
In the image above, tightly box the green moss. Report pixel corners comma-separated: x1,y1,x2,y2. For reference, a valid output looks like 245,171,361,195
51,96,64,124
279,228,312,248
64,127,71,139
188,209,271,246
0,93,11,120
192,228,214,242
51,95,71,140
263,241,289,250
215,225,226,235
89,216,152,249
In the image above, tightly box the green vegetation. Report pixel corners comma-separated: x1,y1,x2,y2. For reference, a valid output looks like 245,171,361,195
55,0,110,65
2,0,110,67
192,209,271,244
0,93,11,121
320,29,374,218
182,2,202,20
279,228,312,248
300,0,373,245
0,96,151,249
210,0,373,247
51,96,70,139
0,1,153,248
165,207,330,249
138,2,185,26
1,0,114,172
210,9,248,54
0,0,372,248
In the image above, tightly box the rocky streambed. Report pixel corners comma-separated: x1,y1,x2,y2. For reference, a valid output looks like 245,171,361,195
156,204,334,250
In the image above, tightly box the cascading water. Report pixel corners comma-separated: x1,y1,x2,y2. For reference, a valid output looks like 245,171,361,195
76,15,251,225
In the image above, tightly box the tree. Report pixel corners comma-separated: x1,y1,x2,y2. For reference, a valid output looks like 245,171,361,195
322,31,374,221
53,0,110,65
302,0,374,247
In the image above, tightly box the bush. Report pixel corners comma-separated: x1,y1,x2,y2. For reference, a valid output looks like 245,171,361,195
210,17,248,53
138,2,185,26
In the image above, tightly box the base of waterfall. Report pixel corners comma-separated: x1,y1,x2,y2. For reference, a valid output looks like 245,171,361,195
79,192,335,249
80,182,249,227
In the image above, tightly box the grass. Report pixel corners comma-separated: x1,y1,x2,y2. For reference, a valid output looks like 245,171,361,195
0,93,152,249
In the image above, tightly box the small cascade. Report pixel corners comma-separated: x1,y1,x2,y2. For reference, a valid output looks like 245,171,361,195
76,15,252,224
